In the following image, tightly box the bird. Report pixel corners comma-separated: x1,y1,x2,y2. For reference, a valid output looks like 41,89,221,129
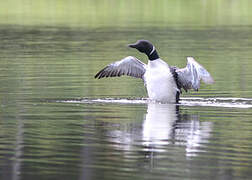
94,40,214,103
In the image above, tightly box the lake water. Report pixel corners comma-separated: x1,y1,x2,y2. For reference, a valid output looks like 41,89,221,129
1,1,252,180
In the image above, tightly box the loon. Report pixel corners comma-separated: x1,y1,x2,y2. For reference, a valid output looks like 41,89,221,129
94,40,214,103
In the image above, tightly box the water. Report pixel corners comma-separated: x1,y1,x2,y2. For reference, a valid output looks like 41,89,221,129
1,1,252,180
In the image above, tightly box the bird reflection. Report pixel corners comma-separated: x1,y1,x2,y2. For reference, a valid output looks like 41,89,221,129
142,103,178,147
108,102,212,157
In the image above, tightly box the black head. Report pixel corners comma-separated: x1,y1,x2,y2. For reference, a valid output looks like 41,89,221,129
128,40,159,61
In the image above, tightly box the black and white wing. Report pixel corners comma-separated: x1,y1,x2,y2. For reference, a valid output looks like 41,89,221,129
94,56,146,79
176,57,214,92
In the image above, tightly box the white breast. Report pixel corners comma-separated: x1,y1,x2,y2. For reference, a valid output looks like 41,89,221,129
144,59,178,103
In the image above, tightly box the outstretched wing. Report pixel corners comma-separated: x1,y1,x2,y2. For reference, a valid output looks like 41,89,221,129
175,57,214,92
94,56,146,79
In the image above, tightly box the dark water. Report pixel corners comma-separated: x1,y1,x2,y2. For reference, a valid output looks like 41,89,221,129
1,1,252,180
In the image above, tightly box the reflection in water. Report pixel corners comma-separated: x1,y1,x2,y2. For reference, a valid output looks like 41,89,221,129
12,117,24,180
182,120,212,157
108,103,212,157
1,117,24,180
143,103,178,147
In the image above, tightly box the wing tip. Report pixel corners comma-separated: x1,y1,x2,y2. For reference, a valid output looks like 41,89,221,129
94,66,108,79
186,56,195,62
94,71,102,79
203,76,215,84
94,73,99,79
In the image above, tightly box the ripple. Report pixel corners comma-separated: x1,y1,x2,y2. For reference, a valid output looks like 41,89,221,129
180,97,252,108
60,97,252,108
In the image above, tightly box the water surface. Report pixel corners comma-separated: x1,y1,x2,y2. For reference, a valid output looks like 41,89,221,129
1,1,252,180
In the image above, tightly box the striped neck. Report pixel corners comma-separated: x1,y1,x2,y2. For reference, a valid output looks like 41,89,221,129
148,48,159,61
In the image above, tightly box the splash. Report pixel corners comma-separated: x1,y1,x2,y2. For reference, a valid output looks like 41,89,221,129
180,97,252,108
61,97,148,104
60,97,252,108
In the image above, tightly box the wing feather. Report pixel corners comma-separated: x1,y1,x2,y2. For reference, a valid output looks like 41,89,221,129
176,57,214,91
95,56,146,79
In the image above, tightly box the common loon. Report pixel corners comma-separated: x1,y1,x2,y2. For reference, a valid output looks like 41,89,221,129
95,40,214,103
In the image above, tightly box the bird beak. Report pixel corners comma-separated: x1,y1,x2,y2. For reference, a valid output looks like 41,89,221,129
128,43,137,48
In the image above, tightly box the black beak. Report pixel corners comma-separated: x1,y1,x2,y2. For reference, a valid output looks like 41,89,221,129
128,43,137,48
